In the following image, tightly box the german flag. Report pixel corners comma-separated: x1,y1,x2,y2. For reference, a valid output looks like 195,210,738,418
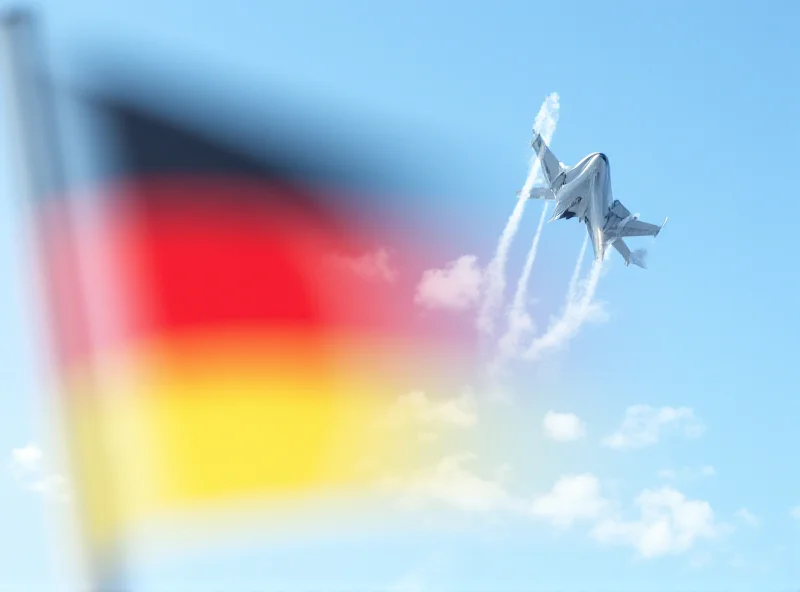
2,13,473,563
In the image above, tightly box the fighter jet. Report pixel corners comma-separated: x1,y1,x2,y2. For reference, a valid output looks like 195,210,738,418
518,132,667,268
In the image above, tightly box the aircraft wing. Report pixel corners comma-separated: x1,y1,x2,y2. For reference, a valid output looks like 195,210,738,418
617,218,664,238
531,132,563,186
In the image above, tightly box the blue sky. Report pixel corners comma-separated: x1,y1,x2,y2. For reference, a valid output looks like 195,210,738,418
2,0,800,590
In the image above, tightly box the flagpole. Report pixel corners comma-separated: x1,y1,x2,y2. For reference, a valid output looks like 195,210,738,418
0,10,128,592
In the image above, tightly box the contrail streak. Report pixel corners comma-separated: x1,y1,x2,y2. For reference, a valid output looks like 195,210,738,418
524,240,606,361
494,201,549,366
514,202,550,316
476,197,526,337
566,235,589,303
477,92,560,336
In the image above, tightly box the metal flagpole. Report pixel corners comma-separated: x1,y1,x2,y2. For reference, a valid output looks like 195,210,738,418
0,9,128,591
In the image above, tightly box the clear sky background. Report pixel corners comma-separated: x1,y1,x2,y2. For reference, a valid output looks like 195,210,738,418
1,0,800,591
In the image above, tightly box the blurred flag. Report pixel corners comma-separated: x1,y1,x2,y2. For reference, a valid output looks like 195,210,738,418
1,10,473,584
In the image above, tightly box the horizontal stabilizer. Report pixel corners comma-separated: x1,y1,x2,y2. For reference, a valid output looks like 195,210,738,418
618,217,662,239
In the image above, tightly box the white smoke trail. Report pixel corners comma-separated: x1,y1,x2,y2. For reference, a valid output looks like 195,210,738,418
476,197,526,336
566,235,589,303
524,240,607,361
493,201,549,366
476,92,560,336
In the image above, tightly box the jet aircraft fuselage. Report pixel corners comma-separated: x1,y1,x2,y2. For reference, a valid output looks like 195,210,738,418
519,133,666,268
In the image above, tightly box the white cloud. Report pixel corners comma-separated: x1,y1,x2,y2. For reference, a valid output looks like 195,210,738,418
791,506,800,520
391,461,729,562
735,508,760,528
327,247,398,282
391,390,477,429
530,473,609,527
699,465,716,477
9,444,70,503
30,474,71,503
401,454,514,513
602,405,705,450
542,411,587,442
591,487,723,558
11,444,42,472
397,466,609,526
415,255,482,312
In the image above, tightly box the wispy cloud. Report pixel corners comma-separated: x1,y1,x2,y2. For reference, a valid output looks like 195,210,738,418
477,92,560,335
390,390,477,430
326,247,399,282
530,473,609,527
389,458,727,561
415,255,483,312
542,411,587,442
395,454,515,514
9,444,71,503
523,241,608,361
735,508,761,528
29,474,71,503
791,505,800,520
11,444,42,473
529,476,726,558
382,390,478,445
602,405,705,450
591,487,725,558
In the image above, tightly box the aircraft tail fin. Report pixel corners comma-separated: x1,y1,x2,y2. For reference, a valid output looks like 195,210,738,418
531,131,564,186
